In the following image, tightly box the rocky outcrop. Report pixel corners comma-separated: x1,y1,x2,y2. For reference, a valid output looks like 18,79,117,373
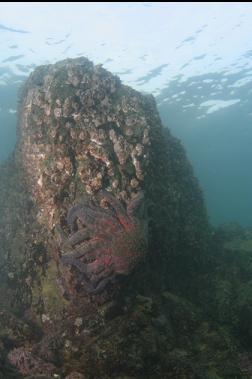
14,57,210,302
16,58,152,228
0,57,223,378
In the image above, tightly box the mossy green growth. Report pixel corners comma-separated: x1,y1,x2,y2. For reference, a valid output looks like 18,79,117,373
40,259,69,318
32,258,69,321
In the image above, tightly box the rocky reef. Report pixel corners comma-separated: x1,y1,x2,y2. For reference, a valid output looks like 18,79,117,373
0,57,251,378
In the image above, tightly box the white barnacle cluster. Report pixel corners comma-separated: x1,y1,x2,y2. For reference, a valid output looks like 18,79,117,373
18,57,156,230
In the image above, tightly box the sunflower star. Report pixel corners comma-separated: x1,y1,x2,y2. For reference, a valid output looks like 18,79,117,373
57,190,147,294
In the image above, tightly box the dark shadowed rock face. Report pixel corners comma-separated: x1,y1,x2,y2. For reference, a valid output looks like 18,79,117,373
0,57,218,378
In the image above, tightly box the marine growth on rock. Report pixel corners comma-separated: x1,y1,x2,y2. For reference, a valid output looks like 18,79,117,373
0,56,214,378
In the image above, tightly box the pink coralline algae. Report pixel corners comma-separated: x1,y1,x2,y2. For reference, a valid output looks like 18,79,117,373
7,346,57,376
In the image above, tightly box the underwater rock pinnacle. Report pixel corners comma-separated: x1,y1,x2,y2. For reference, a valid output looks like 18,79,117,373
0,56,212,378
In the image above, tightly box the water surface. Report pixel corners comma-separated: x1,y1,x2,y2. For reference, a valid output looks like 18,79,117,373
1,2,252,225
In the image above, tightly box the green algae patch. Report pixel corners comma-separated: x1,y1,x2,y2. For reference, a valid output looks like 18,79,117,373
31,256,69,324
40,259,69,319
